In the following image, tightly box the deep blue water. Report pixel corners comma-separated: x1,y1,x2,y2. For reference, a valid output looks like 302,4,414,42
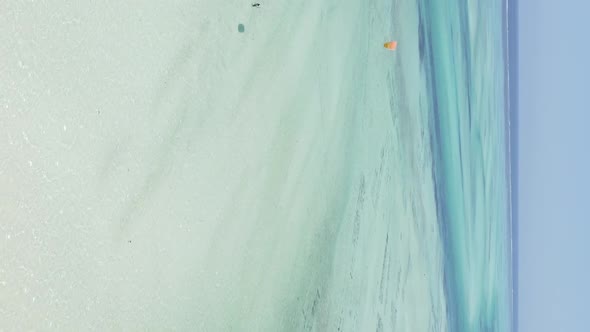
417,0,513,330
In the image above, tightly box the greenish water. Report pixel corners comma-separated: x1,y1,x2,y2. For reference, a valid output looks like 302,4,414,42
0,1,512,330
418,0,513,330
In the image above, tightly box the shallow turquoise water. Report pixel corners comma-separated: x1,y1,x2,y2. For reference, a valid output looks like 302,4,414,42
418,0,512,330
0,0,512,329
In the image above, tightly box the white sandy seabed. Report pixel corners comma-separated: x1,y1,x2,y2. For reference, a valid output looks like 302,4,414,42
1,0,448,331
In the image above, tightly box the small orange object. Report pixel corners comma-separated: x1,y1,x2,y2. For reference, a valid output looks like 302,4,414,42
384,41,398,50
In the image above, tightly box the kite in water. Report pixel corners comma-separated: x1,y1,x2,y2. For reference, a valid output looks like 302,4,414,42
384,41,397,50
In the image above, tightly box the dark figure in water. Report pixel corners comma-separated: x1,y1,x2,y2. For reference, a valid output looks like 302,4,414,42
252,3,260,7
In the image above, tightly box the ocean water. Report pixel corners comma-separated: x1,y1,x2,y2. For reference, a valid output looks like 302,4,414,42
1,0,511,330
418,0,513,330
